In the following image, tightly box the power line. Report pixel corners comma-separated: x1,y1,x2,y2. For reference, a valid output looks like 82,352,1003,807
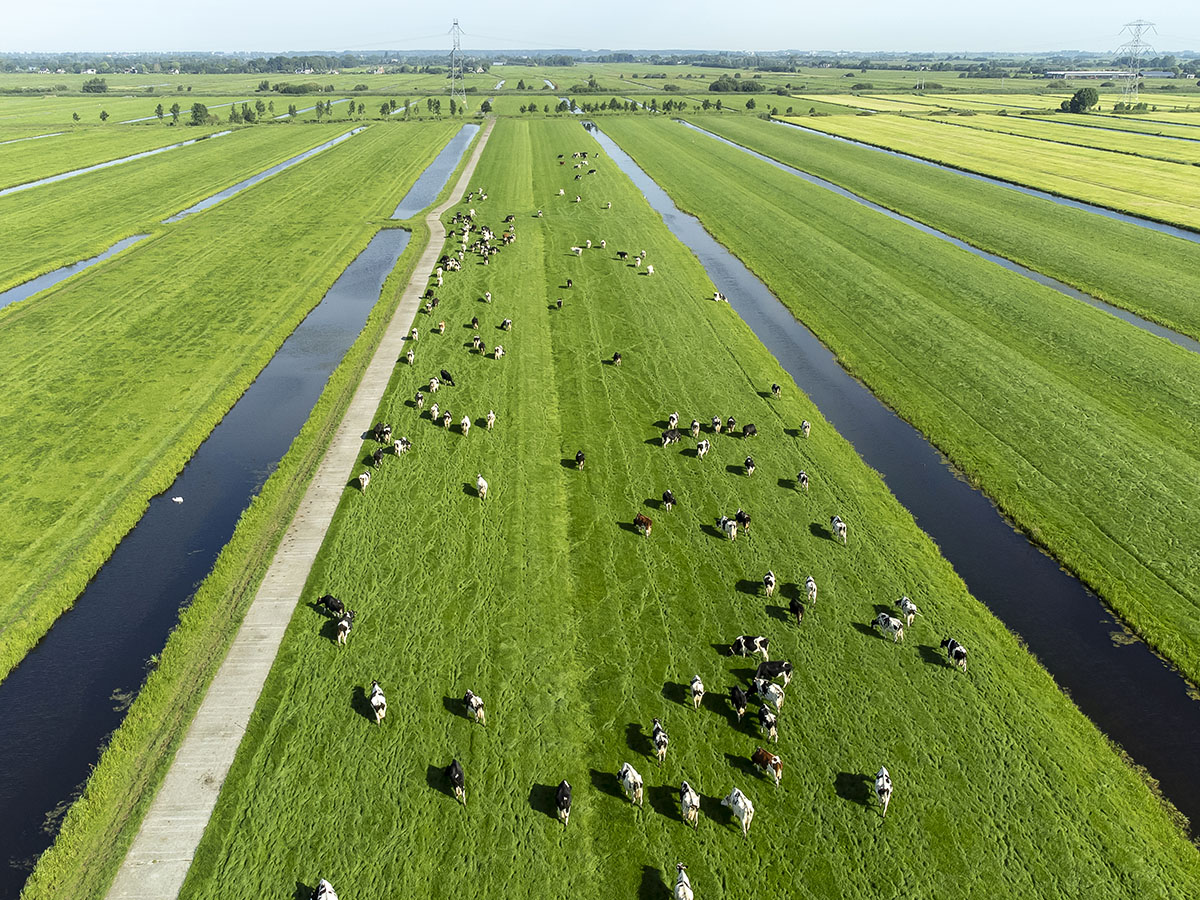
448,19,467,110
1115,19,1156,104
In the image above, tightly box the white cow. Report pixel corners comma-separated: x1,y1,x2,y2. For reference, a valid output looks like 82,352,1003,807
872,613,905,643
718,516,737,541
646,264,654,276
486,410,496,431
618,762,644,807
806,575,818,603
461,415,471,437
763,570,776,598
801,420,812,439
754,676,785,712
464,689,485,726
897,596,920,627
429,402,439,422
831,515,848,545
697,439,710,459
680,782,700,829
673,863,693,900
406,348,415,365
476,474,489,501
721,787,755,837
313,878,338,900
357,471,371,492
494,345,505,359
690,674,705,710
875,767,893,818
369,680,387,724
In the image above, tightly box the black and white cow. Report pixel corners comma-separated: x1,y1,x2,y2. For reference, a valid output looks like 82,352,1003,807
371,448,385,468
754,675,785,712
576,450,586,470
369,680,387,725
674,863,694,900
690,419,701,438
662,428,682,447
742,423,757,438
875,766,893,818
763,570,776,598
806,575,817,604
667,412,679,430
448,759,466,805
556,780,572,828
726,416,736,433
652,718,669,764
336,609,355,646
721,787,755,838
735,508,752,536
801,420,812,439
415,391,425,411
357,471,371,492
662,489,676,511
690,674,705,710
464,689,486,726
744,456,756,477
716,515,737,541
318,594,345,617
732,635,770,660
896,596,919,626
872,613,905,643
618,762,644,807
755,659,794,687
312,878,338,900
697,439,711,460
941,638,968,672
613,351,622,366
758,703,778,742
797,470,809,492
771,383,781,399
679,783,700,830
711,415,722,434
830,515,848,545
789,597,805,626
730,684,748,722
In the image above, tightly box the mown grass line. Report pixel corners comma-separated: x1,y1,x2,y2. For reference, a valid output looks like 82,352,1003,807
686,115,1200,342
176,118,1199,900
0,123,458,686
782,112,1200,232
0,125,346,294
602,117,1200,689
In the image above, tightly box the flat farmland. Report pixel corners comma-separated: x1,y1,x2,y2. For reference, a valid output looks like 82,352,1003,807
0,94,255,126
603,117,1200,687
690,115,1200,341
782,112,1200,230
795,94,936,112
0,125,346,294
0,121,458,683
1035,113,1200,139
173,117,1200,900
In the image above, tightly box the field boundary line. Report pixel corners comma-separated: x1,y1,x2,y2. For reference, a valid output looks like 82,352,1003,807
103,117,494,900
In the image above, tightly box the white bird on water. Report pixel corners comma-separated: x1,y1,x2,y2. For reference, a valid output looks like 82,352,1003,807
171,497,184,504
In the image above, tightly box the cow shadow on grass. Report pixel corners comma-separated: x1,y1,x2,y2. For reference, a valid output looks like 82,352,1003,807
725,464,746,477
661,680,690,707
293,882,314,900
643,498,663,511
589,768,625,800
643,437,664,448
462,482,478,498
627,721,653,757
703,691,743,731
351,685,376,723
680,447,699,459
777,477,796,491
426,764,456,801
528,783,559,820
810,522,833,541
735,578,761,597
784,427,806,439
835,771,874,808
647,783,677,820
852,621,883,640
919,644,949,668
319,617,340,644
766,604,794,625
618,521,643,536
730,667,757,683
699,792,733,828
724,751,758,780
560,458,581,470
709,642,730,657
700,523,726,541
639,865,668,900
442,695,469,720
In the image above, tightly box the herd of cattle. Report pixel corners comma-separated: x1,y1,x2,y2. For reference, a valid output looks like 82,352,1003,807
308,146,972,900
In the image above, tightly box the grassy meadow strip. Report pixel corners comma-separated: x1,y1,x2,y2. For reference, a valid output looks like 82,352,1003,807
177,117,1199,900
1032,113,1200,140
0,124,227,190
783,112,1200,230
0,95,256,126
0,125,343,294
799,94,935,112
690,115,1200,341
0,122,458,685
603,117,1200,685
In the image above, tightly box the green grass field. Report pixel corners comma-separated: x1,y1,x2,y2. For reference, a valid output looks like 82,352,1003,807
1031,113,1200,139
782,112,1200,230
172,117,1200,900
602,116,1200,687
688,115,1200,341
0,122,459,685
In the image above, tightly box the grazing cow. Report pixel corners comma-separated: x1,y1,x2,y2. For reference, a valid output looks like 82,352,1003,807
788,597,805,626
484,291,492,303
373,422,393,443
752,747,783,787
941,638,968,672
312,878,338,900
600,239,607,248
464,689,486,726
566,278,573,288
605,201,612,209
680,783,700,829
571,246,583,256
717,515,737,541
662,489,676,511
735,508,752,536
711,415,722,434
831,515,848,545
501,318,512,331
652,718,669,764
731,685,748,722
477,474,489,500
429,377,440,393
662,428,682,447
392,436,412,455
646,264,655,276
697,439,711,459
472,335,483,352
667,412,679,430
721,787,755,838
771,383,781,398
756,659,794,687
576,450,586,470
556,298,563,310
556,780,572,827
486,410,496,431
438,320,446,334
897,596,920,627
875,766,893,818
690,419,701,438
369,680,387,724
415,391,425,411
742,423,758,438
440,368,456,387
674,864,694,900
613,351,622,366
754,676,785,712
732,635,770,660
797,470,809,492
461,415,471,437
494,345,505,359
411,327,419,342
448,759,466,806
758,704,778,742
801,420,812,439
727,416,736,433
357,471,371,492
763,570,776,598
806,575,817,603
318,594,345,617
634,512,652,537
430,402,439,422
371,448,385,468
559,188,566,196
618,762,644,807
471,316,480,329
635,256,642,268
873,613,906,643
336,609,355,646
617,251,628,261
442,411,453,430
690,674,705,710
744,456,755,477
586,240,592,249
406,348,415,366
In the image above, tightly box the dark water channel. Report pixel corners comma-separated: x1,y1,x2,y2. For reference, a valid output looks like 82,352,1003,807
774,118,1200,245
0,235,148,313
390,123,478,219
680,121,1200,355
586,121,1200,834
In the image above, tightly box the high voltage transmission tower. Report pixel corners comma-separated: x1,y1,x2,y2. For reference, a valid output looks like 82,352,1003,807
1116,19,1156,104
449,19,467,111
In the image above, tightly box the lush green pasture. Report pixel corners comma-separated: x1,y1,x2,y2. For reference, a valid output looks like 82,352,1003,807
693,116,1200,341
0,123,228,189
0,94,258,126
174,116,1199,900
1034,113,1200,139
0,122,458,685
795,94,934,112
783,112,1200,230
604,117,1200,686
0,125,342,294
925,92,1200,112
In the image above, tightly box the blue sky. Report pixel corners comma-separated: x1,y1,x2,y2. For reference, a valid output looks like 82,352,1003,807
4,0,1197,53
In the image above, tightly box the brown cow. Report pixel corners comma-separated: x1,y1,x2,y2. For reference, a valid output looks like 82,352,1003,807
634,513,652,537
752,747,783,786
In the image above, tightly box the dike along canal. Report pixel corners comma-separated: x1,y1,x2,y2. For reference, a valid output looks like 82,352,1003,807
0,124,476,900
585,121,1200,835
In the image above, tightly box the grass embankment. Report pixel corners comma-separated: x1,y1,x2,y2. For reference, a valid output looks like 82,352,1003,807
603,117,1200,687
0,124,228,190
0,122,458,685
1029,113,1200,140
177,117,1199,900
0,125,349,294
688,115,1200,341
782,111,1200,231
